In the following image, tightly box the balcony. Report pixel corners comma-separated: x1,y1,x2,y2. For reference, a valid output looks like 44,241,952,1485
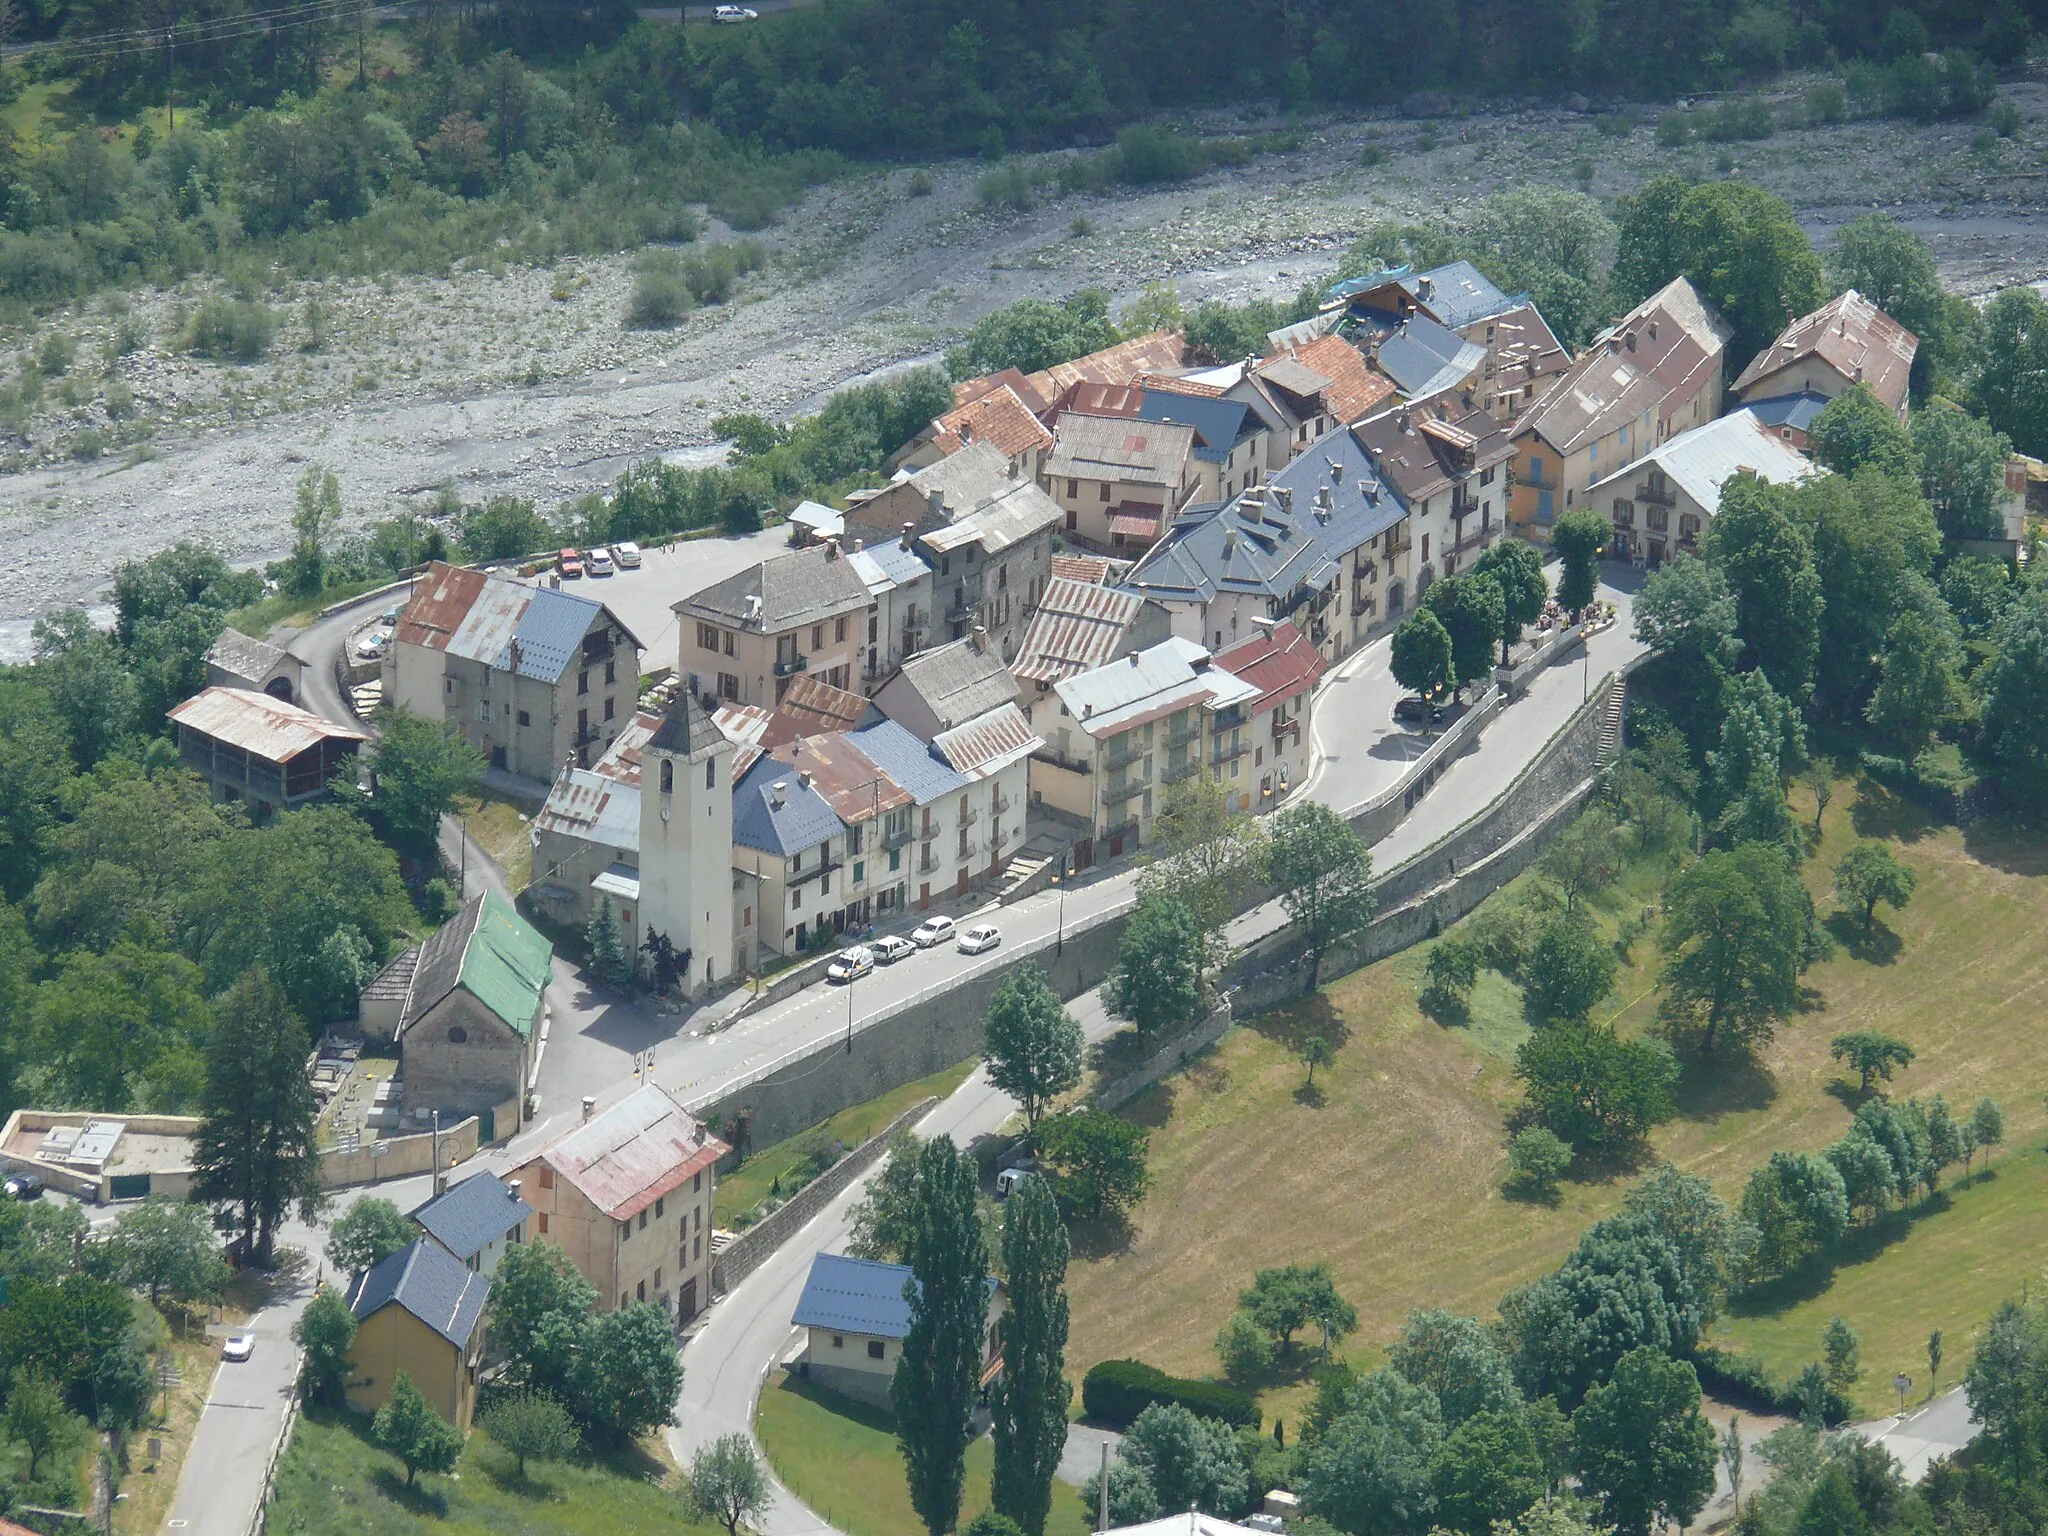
1272,715,1296,739
1209,704,1245,732
1103,778,1147,804
1165,722,1201,750
992,792,1012,814
1351,593,1377,618
1452,527,1492,555
991,824,1009,849
956,805,979,828
1210,740,1250,767
773,654,808,678
1033,749,1092,775
1102,741,1143,774
1450,488,1478,519
1638,482,1678,507
1161,759,1201,785
883,823,914,850
917,852,942,875
1385,537,1412,559
946,589,980,619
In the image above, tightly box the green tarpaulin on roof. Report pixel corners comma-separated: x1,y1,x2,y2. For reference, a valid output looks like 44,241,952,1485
457,890,552,1039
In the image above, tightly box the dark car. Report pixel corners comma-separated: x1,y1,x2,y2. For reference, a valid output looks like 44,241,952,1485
4,1172,43,1201
1393,696,1446,726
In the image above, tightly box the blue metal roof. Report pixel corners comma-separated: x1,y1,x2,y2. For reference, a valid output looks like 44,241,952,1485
503,586,600,682
1737,390,1832,434
792,1252,995,1339
1136,393,1255,464
346,1238,488,1348
409,1172,531,1263
733,754,845,858
850,719,971,806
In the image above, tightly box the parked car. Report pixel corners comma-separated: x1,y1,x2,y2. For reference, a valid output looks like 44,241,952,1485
221,1334,256,1363
380,604,403,625
355,630,390,659
587,548,616,577
957,924,1001,955
910,915,955,949
1392,695,1446,726
613,540,643,569
995,1165,1040,1199
713,4,758,19
872,934,916,965
557,548,584,577
3,1172,42,1200
827,946,874,983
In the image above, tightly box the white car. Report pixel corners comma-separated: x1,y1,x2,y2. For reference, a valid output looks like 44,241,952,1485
826,946,874,983
957,924,1001,955
872,934,916,965
910,915,955,949
713,4,758,20
222,1334,256,1363
587,548,616,577
613,540,643,569
354,630,389,659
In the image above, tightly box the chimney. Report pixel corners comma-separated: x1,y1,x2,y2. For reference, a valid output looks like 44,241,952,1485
772,780,788,807
824,537,840,561
1397,408,1413,432
901,522,915,551
1648,320,1658,341
1272,486,1294,516
508,1178,521,1202
928,487,946,516
971,624,987,653
1224,528,1239,556
1607,336,1620,354
799,769,814,791
581,1095,596,1124
1082,702,1094,718
1129,652,1141,667
1625,331,1636,352
852,537,864,553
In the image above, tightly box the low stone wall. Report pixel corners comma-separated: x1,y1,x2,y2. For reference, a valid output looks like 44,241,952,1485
1339,690,1503,844
1095,1004,1235,1111
711,1095,938,1296
316,1114,481,1189
1497,621,1588,699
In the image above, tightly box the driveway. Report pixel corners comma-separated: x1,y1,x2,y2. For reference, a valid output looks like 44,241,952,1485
1856,1388,1979,1482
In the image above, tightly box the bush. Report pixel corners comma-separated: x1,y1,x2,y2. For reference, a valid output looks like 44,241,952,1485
628,250,692,329
907,169,933,196
1655,112,1692,146
37,332,75,376
1807,80,1847,124
1215,1314,1275,1384
1507,1126,1572,1198
185,297,276,362
1082,1359,1259,1430
1690,1346,1853,1425
1993,97,2022,137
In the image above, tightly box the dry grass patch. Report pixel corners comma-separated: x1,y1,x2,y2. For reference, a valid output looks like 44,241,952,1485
1065,776,2048,1425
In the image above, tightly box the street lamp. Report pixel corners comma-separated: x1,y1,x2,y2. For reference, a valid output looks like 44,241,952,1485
1053,865,1067,957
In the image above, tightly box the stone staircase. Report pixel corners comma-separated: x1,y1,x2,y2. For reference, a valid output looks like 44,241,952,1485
995,850,1054,904
1596,674,1627,766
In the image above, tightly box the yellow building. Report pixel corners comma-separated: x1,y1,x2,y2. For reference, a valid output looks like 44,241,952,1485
343,1238,489,1431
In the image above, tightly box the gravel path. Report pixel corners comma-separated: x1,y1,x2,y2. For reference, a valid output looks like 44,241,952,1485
5,84,2048,659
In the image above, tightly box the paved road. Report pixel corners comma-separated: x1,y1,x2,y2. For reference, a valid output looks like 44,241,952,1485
1856,1388,1979,1482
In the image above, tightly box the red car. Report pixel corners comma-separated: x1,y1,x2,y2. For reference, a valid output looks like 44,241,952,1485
557,548,584,577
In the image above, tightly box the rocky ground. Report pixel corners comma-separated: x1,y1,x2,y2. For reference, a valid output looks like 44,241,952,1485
4,80,2048,655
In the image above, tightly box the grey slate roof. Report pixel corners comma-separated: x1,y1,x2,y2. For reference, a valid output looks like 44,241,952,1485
732,753,846,858
893,640,1018,730
1373,315,1488,400
401,893,484,1034
207,627,290,682
849,719,971,805
346,1238,488,1348
409,1172,532,1263
1135,392,1255,464
792,1252,995,1340
680,544,871,632
1735,390,1832,436
1411,260,1517,329
647,690,726,758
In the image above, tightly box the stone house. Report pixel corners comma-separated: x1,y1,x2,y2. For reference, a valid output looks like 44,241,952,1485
505,1083,729,1326
344,1237,489,1430
393,891,551,1143
204,627,308,705
384,562,644,780
1587,411,1822,567
1040,412,1200,553
1508,276,1732,538
1731,289,1918,422
1352,397,1516,591
676,542,873,708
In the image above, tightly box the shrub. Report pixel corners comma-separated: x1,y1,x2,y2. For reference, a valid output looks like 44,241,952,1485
627,251,692,329
907,169,933,196
1215,1314,1275,1384
1358,145,1387,167
1690,1345,1853,1425
37,332,74,376
1655,112,1692,146
1082,1359,1260,1430
185,297,276,362
1993,97,2022,137
68,427,104,461
1507,1127,1572,1198
1807,80,1847,124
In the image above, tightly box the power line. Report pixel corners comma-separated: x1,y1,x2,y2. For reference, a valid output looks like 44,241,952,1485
12,0,371,64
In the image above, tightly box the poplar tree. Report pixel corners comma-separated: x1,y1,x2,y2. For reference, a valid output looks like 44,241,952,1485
992,1175,1072,1536
894,1136,991,1536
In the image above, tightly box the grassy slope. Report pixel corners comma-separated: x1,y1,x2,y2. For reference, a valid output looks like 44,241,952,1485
269,1408,710,1535
756,1372,1094,1536
1063,777,2048,1422
715,1057,979,1227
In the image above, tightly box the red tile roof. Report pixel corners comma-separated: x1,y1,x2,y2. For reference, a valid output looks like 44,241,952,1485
1261,334,1398,425
1024,331,1186,402
954,367,1050,417
932,385,1054,460
1213,621,1327,712
1138,372,1227,399
1049,554,1114,585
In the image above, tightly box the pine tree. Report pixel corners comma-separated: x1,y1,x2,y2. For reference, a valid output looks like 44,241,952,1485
991,1175,1072,1536
195,966,322,1267
586,896,631,987
893,1136,990,1536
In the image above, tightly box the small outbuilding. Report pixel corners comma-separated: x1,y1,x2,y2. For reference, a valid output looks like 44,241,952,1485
168,686,365,821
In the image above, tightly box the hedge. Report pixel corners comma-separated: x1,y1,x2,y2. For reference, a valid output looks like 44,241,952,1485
1080,1359,1260,1430
1691,1345,1853,1427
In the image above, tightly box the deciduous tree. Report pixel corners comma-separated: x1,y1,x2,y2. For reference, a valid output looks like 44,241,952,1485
1238,1263,1356,1361
1833,845,1917,937
1391,610,1456,701
1550,510,1609,616
1571,1348,1717,1536
1389,1308,1520,1425
108,1196,226,1307
292,1287,358,1408
1424,572,1507,695
1705,476,1824,704
983,968,1083,1129
5,1370,66,1480
1828,1031,1916,1095
1102,895,1203,1035
1515,1025,1677,1154
362,706,485,857
325,1197,415,1276
1119,1402,1249,1517
1537,808,1617,917
687,1432,768,1536
374,1372,465,1485
1472,539,1550,664
1912,400,2010,540
1658,843,1815,1057
1866,608,1964,753
574,1301,682,1445
1979,586,2048,802
1522,918,1617,1027
1808,386,1918,478
1265,802,1375,991
484,1390,578,1479
1035,1110,1149,1221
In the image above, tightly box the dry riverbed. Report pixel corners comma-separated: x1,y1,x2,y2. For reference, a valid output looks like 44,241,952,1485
4,80,2048,656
